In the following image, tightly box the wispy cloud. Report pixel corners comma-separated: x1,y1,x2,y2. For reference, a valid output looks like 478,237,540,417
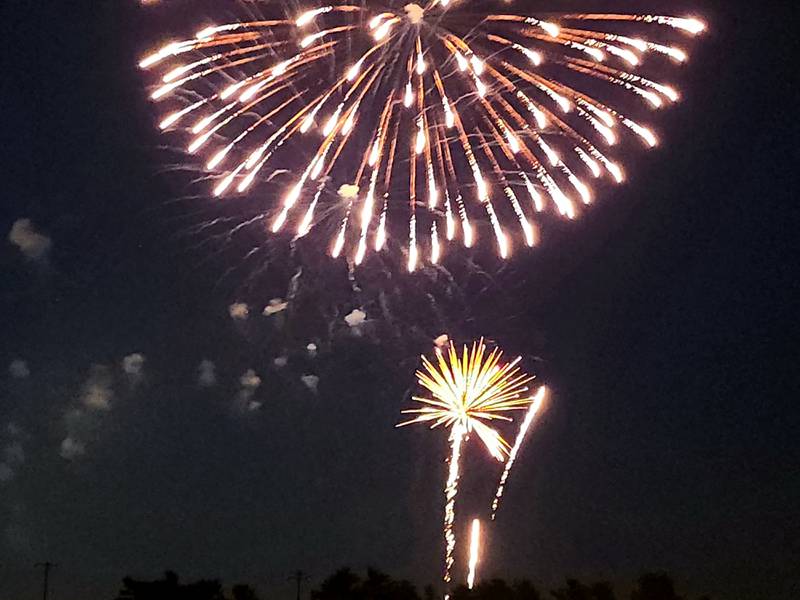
8,218,51,260
197,359,217,387
59,364,118,461
60,409,91,461
59,436,86,461
236,369,262,411
81,365,114,411
8,360,30,379
301,374,319,394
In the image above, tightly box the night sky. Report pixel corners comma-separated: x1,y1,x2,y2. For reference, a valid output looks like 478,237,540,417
1,2,798,600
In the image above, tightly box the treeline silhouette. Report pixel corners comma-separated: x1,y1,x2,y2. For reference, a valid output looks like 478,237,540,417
115,568,711,600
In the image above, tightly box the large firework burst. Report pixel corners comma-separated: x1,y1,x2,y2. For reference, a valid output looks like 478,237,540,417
141,2,704,270
398,339,541,584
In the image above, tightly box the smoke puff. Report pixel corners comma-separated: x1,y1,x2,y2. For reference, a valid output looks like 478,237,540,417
60,437,86,461
345,308,366,328
122,353,146,384
263,298,288,316
8,360,30,379
239,369,261,389
8,219,51,260
229,302,250,320
337,184,360,199
81,365,114,411
122,353,145,374
301,374,319,393
197,359,217,387
237,369,262,412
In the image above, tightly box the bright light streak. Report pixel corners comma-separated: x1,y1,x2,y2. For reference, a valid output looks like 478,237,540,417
491,386,547,518
416,123,426,154
540,21,560,37
467,519,481,590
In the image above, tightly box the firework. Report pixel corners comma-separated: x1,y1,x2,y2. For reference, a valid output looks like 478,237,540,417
398,339,536,584
141,2,704,269
491,384,547,519
467,518,481,590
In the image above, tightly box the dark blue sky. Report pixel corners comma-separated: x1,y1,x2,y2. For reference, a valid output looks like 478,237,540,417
1,2,798,600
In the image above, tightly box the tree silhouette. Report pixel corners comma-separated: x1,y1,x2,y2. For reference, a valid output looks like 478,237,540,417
550,579,616,600
310,568,420,600
476,579,516,600
110,566,696,600
630,573,683,600
452,577,543,600
116,572,225,600
550,579,592,600
312,568,362,600
512,580,542,600
231,584,260,600
589,582,616,600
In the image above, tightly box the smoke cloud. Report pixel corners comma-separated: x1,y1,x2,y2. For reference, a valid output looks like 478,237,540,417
59,436,86,461
122,353,146,385
345,308,366,328
81,365,114,411
263,298,288,316
229,302,250,320
237,369,262,411
8,360,30,379
301,374,320,394
197,359,217,387
8,219,51,260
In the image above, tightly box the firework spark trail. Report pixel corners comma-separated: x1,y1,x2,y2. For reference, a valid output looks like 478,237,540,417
467,518,481,590
399,339,539,587
141,2,704,268
443,425,465,584
491,385,548,519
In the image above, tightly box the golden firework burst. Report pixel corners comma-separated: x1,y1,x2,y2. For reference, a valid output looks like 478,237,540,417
399,338,535,460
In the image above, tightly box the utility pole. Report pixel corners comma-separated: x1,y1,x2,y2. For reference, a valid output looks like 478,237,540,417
34,562,56,600
288,570,309,600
